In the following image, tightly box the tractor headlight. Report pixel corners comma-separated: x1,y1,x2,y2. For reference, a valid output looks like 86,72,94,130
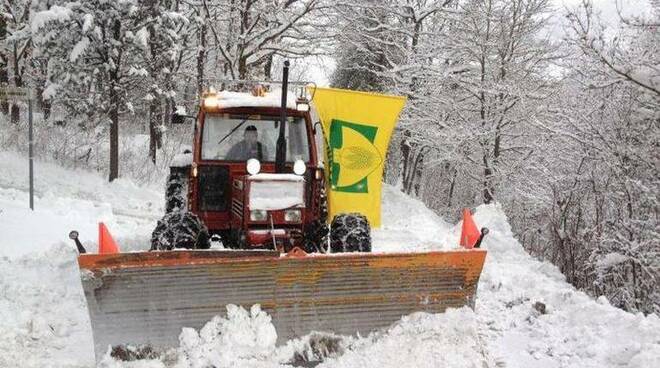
284,209,302,222
293,159,306,175
246,158,261,175
250,210,267,221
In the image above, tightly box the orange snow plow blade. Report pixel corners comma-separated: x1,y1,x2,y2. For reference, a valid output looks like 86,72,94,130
78,249,486,360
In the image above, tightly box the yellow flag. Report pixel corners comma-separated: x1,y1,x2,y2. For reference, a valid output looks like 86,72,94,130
310,87,406,228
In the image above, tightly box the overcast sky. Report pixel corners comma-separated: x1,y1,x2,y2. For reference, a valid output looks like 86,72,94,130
559,0,653,23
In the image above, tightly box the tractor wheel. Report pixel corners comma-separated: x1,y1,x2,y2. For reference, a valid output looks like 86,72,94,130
304,185,330,253
330,213,371,253
305,220,330,253
165,167,189,213
151,211,210,250
219,230,243,249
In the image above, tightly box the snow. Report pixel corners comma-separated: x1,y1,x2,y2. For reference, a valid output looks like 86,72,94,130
317,309,486,368
597,252,629,269
96,304,279,368
170,152,193,168
167,304,277,368
213,89,298,109
164,11,188,25
128,67,149,77
82,14,94,34
31,6,72,33
175,106,187,115
1,150,659,367
0,244,94,367
0,151,161,258
249,179,304,210
469,204,660,368
70,37,90,62
42,82,61,100
135,27,149,49
372,184,453,251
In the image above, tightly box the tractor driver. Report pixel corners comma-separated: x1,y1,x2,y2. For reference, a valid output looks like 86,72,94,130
226,125,268,161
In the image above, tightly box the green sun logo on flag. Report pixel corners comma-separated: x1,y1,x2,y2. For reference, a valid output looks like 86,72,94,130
328,119,382,193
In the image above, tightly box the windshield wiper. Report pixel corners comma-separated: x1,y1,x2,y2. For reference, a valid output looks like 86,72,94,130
217,119,248,145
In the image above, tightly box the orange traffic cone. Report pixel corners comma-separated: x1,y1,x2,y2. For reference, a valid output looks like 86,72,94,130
460,208,481,249
98,222,120,254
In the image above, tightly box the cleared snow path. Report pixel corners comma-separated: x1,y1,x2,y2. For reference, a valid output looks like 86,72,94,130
0,151,658,367
371,185,454,252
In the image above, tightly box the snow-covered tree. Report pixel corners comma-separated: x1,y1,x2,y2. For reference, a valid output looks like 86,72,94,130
200,0,329,81
330,0,407,92
331,0,460,198
331,0,560,212
133,1,188,164
31,0,186,180
438,0,559,205
511,0,659,315
2,0,32,123
549,0,659,314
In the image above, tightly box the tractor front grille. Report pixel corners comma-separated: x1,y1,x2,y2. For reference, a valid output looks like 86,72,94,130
198,166,229,211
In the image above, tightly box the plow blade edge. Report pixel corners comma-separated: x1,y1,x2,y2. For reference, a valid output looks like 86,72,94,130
78,249,486,360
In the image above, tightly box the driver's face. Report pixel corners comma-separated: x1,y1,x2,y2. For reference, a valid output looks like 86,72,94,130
245,131,258,143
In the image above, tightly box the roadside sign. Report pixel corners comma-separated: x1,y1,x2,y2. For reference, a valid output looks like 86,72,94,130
0,86,34,101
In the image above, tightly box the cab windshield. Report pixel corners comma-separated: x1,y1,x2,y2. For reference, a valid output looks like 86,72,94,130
201,114,310,162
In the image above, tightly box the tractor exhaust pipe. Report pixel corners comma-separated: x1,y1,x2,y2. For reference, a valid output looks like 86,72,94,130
276,60,290,173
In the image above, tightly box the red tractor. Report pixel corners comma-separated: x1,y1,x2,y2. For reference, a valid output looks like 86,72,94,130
151,65,370,254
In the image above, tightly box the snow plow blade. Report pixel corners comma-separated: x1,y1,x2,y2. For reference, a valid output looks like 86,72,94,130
78,249,486,359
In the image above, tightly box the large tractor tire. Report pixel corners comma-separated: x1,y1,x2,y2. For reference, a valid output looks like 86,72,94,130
304,186,330,253
219,229,245,250
151,211,210,250
330,213,371,253
165,166,189,213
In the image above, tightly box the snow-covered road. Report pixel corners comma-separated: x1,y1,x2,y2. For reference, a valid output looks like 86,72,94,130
0,150,658,368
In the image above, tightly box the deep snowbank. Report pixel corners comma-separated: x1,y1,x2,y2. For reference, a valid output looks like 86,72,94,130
0,244,94,367
472,204,660,368
0,151,161,257
316,308,485,368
